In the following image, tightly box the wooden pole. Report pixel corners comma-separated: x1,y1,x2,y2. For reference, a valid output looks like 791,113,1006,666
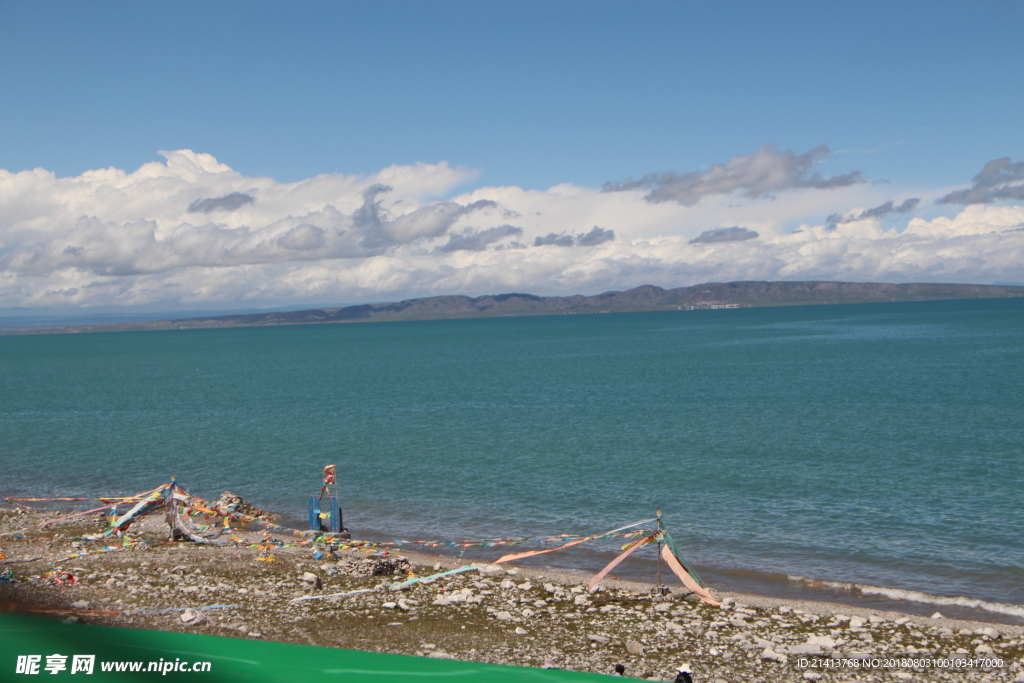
656,509,663,589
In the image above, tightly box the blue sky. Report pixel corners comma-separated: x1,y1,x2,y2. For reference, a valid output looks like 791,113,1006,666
1,2,1023,311
4,2,1020,189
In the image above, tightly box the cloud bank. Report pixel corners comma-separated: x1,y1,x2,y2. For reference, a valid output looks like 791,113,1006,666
534,226,615,248
689,227,759,244
936,158,1024,205
826,198,920,231
602,145,864,206
1,149,1022,309
187,192,255,213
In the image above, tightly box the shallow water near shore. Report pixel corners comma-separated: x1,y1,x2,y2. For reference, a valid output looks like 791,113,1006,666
2,298,1022,624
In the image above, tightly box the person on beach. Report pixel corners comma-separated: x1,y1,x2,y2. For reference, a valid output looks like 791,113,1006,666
673,662,693,683
612,663,625,676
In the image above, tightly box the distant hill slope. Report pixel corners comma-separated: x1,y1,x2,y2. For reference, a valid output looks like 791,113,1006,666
5,281,1023,335
172,281,1024,327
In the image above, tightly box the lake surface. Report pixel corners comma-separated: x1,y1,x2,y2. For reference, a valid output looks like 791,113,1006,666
2,298,1022,623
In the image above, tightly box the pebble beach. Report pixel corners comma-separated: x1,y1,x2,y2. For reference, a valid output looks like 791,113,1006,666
2,504,1022,682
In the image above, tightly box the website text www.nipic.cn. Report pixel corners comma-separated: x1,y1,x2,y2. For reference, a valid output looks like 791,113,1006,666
15,654,212,675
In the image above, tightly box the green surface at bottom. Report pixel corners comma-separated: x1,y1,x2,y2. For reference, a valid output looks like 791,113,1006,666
0,614,610,682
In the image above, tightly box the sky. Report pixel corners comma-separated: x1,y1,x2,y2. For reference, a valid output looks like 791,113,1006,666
1,1,1022,312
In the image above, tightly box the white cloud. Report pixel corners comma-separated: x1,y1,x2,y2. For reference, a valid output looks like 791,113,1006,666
1,149,1023,310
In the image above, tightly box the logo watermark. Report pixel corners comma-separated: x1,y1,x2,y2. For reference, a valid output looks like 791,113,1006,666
15,654,211,675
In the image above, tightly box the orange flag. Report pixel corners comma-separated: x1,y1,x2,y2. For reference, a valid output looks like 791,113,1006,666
495,537,590,564
661,543,720,606
586,531,658,592
494,518,656,564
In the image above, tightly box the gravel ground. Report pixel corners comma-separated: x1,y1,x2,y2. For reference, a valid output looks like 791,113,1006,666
2,505,1022,682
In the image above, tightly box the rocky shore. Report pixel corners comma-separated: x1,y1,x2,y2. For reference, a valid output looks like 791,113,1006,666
2,505,1022,682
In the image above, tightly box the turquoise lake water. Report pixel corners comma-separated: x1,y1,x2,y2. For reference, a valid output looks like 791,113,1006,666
2,298,1022,622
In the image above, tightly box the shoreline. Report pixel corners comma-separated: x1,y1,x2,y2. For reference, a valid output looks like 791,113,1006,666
399,546,1024,636
3,506,1023,681
359,540,1024,629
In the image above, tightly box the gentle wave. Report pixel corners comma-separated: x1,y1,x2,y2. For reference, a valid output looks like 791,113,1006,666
787,575,1024,618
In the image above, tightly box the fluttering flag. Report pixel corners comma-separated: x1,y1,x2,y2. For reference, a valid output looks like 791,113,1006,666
494,518,656,564
660,543,720,606
586,531,658,592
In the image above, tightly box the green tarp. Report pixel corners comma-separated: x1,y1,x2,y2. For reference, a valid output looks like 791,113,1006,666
1,613,611,682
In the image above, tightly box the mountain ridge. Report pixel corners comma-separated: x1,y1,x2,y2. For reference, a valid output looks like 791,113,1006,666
4,280,1023,335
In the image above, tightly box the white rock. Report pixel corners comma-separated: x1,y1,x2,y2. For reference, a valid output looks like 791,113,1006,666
975,644,994,654
573,595,591,606
802,673,822,681
588,634,609,644
180,609,199,624
654,603,672,612
514,626,527,635
930,611,943,619
806,635,836,649
478,564,504,575
300,572,317,583
71,600,90,609
625,641,644,655
382,602,397,609
893,674,911,681
787,643,823,655
976,627,1001,639
516,582,532,591
494,611,514,621
761,647,786,663
543,583,557,593
848,616,865,629
499,580,515,590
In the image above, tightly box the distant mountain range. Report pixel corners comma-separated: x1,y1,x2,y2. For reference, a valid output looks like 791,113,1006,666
5,281,1024,335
